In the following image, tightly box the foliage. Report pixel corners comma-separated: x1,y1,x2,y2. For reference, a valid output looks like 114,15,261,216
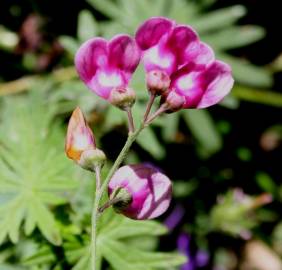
0,87,185,269
0,86,78,246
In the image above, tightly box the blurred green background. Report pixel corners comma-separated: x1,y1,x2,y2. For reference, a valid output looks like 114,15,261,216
0,0,281,269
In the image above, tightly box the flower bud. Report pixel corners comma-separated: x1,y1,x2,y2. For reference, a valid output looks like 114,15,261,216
108,164,172,220
161,90,185,112
78,148,106,171
65,107,106,171
109,86,136,110
146,70,170,95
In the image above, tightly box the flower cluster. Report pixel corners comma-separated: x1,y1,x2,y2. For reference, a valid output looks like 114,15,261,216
75,17,234,112
66,17,234,221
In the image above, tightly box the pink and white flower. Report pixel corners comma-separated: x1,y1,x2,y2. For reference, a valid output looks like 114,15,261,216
108,164,172,220
135,17,234,109
75,35,140,101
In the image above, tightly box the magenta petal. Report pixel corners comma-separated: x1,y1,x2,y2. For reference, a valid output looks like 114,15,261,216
184,42,215,67
167,25,198,63
108,164,172,220
75,37,108,85
197,60,234,108
108,34,141,78
135,17,174,50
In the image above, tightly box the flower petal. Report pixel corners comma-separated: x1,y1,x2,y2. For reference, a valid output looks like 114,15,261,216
184,42,215,67
139,169,172,219
108,34,140,78
167,25,198,64
89,70,126,98
108,164,172,220
135,17,174,50
197,60,234,108
75,37,108,85
171,64,204,108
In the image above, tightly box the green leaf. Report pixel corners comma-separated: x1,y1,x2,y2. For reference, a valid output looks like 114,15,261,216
136,127,165,159
182,110,222,157
166,0,198,23
25,190,185,270
87,0,121,19
191,5,246,33
231,85,282,108
0,88,79,245
59,36,79,56
0,264,25,270
23,246,55,266
98,210,186,270
161,114,179,142
218,54,273,88
78,10,98,42
203,26,265,50
101,239,186,270
256,172,277,194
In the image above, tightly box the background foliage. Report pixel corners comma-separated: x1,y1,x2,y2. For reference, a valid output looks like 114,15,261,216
0,0,281,269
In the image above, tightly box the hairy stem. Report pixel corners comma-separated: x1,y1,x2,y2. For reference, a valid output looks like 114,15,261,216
143,93,156,122
126,107,135,134
98,196,124,213
91,166,102,270
90,125,144,269
145,104,168,125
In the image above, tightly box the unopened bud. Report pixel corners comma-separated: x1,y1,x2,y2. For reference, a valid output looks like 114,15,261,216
161,90,185,112
78,148,106,171
146,70,170,95
65,107,96,162
109,86,136,110
65,107,106,171
108,164,172,220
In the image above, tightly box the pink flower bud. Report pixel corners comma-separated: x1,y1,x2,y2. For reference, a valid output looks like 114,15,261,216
108,86,136,110
108,164,172,220
146,70,171,95
161,90,185,112
65,107,95,162
75,35,140,102
65,107,106,170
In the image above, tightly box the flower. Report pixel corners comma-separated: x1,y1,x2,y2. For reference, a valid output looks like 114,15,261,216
108,164,172,220
65,107,106,170
65,107,95,162
177,233,209,270
75,34,140,105
164,204,185,231
135,17,234,109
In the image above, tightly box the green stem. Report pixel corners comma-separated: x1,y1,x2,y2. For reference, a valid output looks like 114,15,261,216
125,107,135,134
143,93,156,122
91,166,102,270
90,124,144,270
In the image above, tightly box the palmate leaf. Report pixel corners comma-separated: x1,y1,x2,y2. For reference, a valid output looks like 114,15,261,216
0,88,78,245
24,209,186,270
23,155,185,270
70,209,186,270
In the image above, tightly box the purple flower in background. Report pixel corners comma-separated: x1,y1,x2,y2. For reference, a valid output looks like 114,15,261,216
135,17,234,110
195,250,209,268
177,233,209,270
164,204,185,231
